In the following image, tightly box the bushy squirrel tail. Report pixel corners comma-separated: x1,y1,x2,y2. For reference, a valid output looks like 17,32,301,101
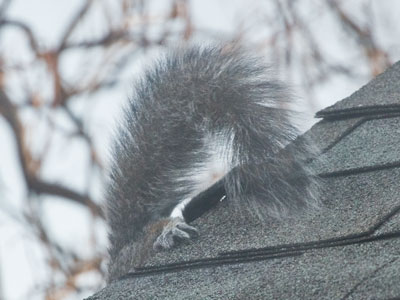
155,44,320,219
106,43,320,279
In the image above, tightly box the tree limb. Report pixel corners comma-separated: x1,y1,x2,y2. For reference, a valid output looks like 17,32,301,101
0,89,104,218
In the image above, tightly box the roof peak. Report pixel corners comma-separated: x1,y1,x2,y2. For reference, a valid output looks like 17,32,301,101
316,60,400,120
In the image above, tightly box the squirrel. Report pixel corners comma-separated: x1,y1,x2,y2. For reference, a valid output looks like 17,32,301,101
105,43,320,280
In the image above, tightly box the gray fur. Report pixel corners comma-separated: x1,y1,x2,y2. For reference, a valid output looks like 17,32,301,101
106,44,320,278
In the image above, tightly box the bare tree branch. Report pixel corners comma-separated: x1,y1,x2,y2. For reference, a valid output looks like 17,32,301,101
0,19,40,54
327,0,391,76
0,0,12,18
58,0,94,51
0,89,104,218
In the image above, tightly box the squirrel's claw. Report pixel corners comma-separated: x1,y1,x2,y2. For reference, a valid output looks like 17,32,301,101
153,217,198,251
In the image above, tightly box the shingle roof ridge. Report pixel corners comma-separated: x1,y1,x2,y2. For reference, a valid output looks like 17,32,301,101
316,60,400,120
117,230,400,280
319,161,400,178
316,105,400,120
116,203,400,281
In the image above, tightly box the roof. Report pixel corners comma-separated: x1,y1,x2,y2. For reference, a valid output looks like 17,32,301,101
87,61,400,300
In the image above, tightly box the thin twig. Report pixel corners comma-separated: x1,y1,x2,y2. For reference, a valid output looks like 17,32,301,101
0,90,104,218
58,0,94,51
0,19,40,54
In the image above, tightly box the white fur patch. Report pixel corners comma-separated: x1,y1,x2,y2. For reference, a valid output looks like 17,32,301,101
169,132,232,219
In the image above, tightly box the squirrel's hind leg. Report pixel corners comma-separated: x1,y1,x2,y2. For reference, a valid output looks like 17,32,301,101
152,173,226,251
153,216,198,250
153,198,198,250
153,143,229,251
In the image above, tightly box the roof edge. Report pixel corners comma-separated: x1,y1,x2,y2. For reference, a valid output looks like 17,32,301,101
316,105,400,120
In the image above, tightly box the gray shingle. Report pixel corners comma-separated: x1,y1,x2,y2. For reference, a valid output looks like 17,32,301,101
88,239,400,300
347,258,400,300
375,208,400,235
313,116,400,175
299,117,363,156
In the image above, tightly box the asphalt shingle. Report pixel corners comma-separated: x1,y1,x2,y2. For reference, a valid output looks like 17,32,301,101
301,117,363,156
89,239,400,300
313,116,400,175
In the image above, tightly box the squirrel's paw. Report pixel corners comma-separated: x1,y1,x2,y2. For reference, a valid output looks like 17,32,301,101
153,217,198,251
